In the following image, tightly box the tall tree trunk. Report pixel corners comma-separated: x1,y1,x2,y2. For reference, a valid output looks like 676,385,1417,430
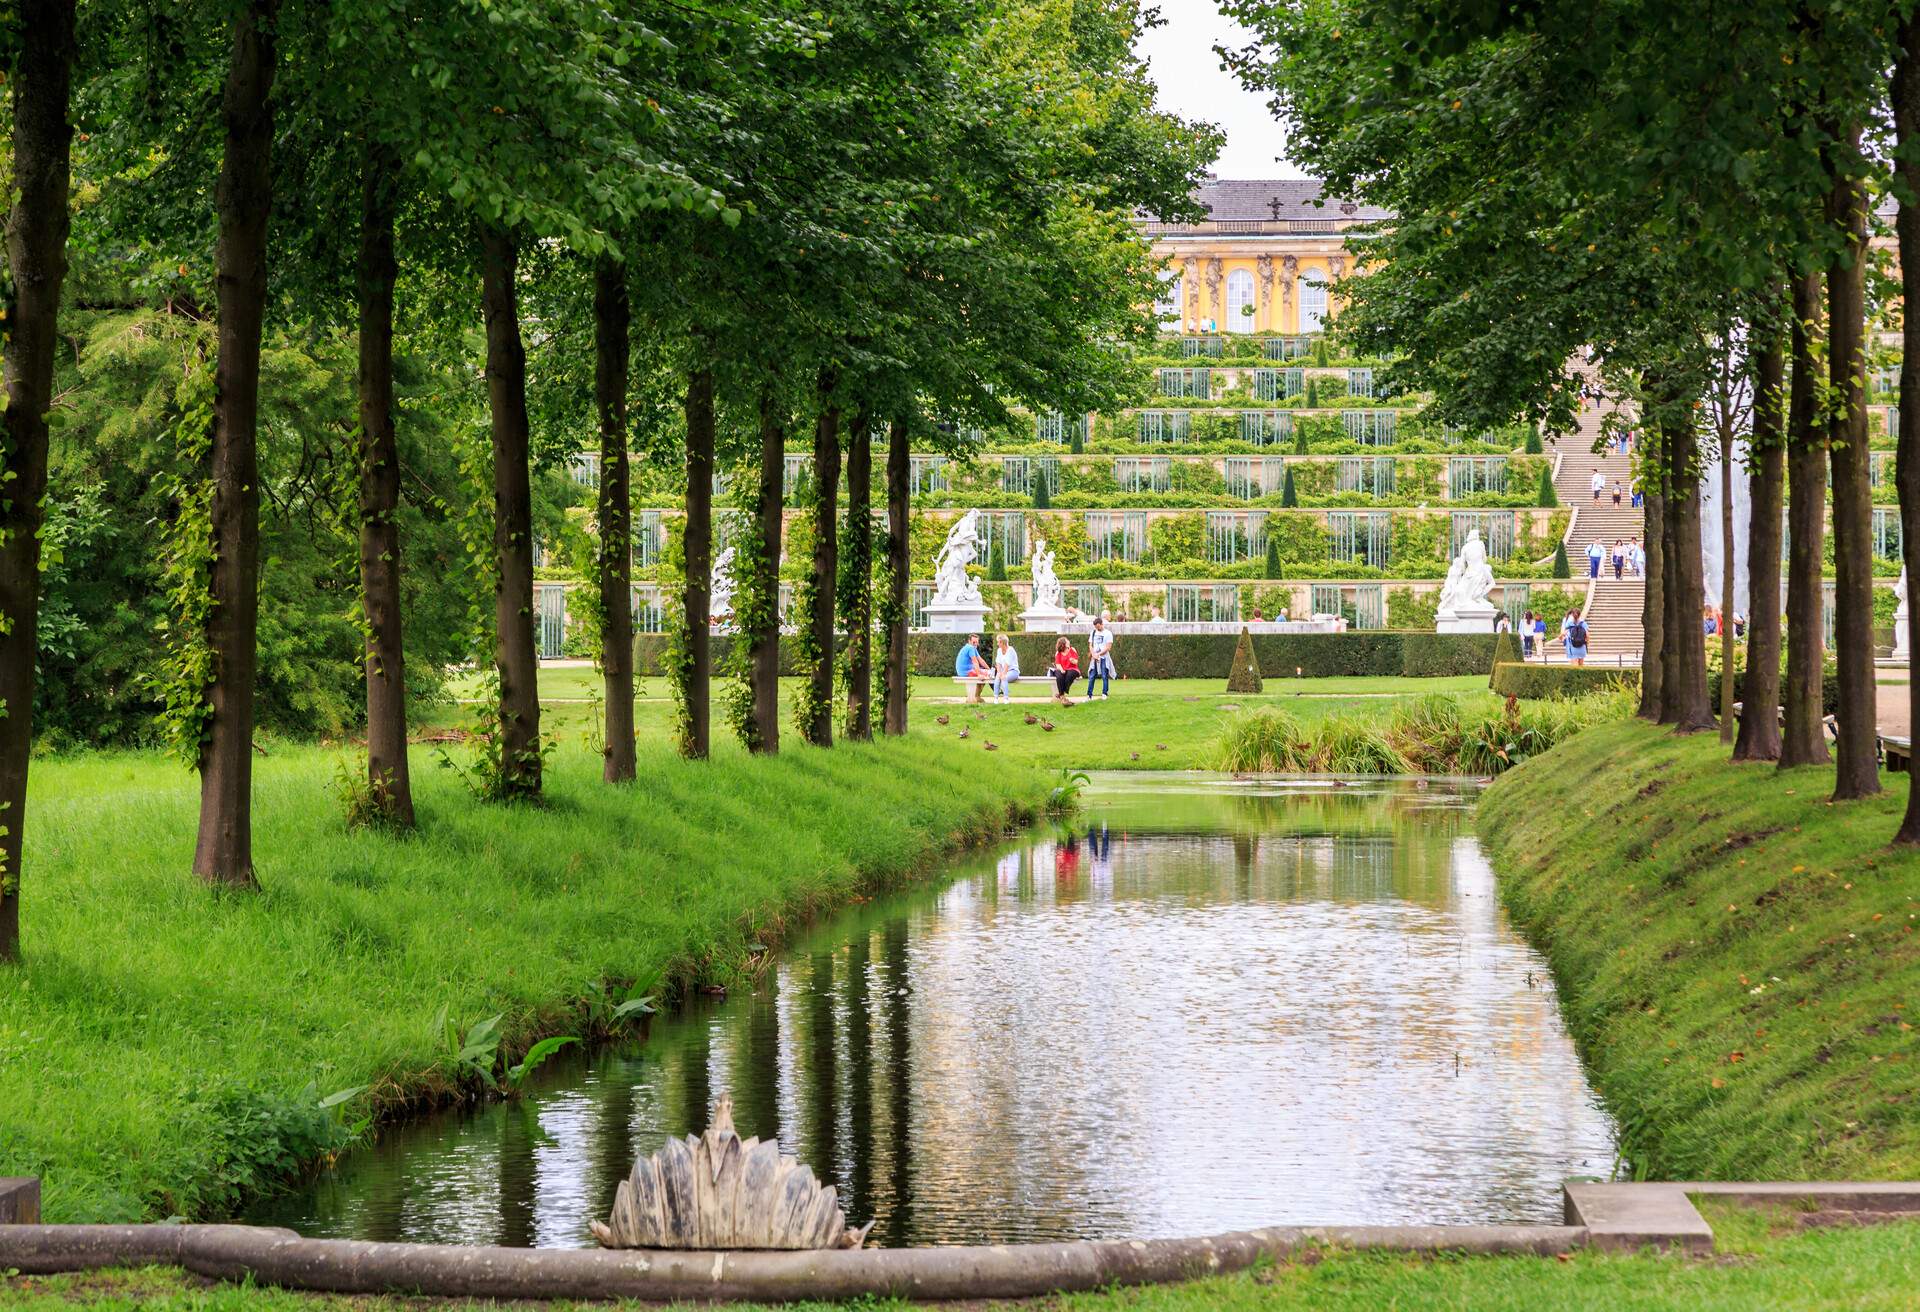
1826,131,1880,800
193,0,280,886
1781,270,1831,768
1663,409,1716,732
0,0,76,958
355,145,413,826
680,368,715,760
1658,439,1684,723
800,384,841,748
883,416,910,736
748,387,784,753
479,226,542,796
593,260,635,783
1639,430,1666,721
1718,414,1737,744
1894,16,1920,839
1734,322,1786,762
841,410,873,741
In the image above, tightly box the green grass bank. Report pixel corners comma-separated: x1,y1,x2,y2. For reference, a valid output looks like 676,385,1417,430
1478,720,1919,1181
0,738,1050,1225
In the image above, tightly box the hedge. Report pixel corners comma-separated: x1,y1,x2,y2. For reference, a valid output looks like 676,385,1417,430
631,632,1499,680
1492,662,1640,699
1708,667,1841,718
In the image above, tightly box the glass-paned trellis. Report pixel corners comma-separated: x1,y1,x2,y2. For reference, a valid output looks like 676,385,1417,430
1448,456,1508,497
1115,457,1172,492
567,451,601,489
1207,510,1268,563
1500,583,1530,632
1263,336,1313,360
1336,456,1396,497
1224,457,1286,498
1352,584,1386,630
1137,410,1192,443
1309,584,1343,618
777,581,795,625
979,511,1029,568
1157,368,1212,399
783,454,812,494
1240,410,1294,445
1877,404,1900,439
632,510,664,568
1347,368,1374,398
631,586,665,635
1327,511,1392,568
1035,412,1089,444
1181,336,1224,358
1066,583,1104,615
1452,510,1517,560
1823,580,1838,649
1873,507,1903,561
1441,424,1471,445
714,509,749,553
909,583,935,630
1344,410,1398,445
1871,367,1899,395
1870,451,1892,487
1166,583,1240,623
1001,455,1061,496
1085,511,1148,563
909,455,949,494
535,583,567,660
1254,368,1305,401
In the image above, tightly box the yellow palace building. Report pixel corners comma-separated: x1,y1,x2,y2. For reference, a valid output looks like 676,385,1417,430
1143,177,1387,336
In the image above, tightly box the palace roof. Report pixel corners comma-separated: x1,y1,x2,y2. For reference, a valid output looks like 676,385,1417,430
1186,177,1391,225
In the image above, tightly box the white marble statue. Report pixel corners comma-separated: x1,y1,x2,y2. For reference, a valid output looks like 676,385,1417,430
709,545,737,620
1457,529,1497,609
1435,555,1467,618
931,510,985,605
1029,538,1064,610
1435,529,1498,633
1896,566,1910,662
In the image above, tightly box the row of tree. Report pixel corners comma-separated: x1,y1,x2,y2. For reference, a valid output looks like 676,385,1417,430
1224,0,1920,839
0,0,1219,960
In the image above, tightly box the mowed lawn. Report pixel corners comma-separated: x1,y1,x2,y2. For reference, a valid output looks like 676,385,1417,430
436,669,1501,770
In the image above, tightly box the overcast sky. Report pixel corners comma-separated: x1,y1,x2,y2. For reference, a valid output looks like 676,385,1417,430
1133,2,1305,180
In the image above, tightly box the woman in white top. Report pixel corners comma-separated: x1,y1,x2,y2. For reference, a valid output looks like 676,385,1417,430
992,634,1020,704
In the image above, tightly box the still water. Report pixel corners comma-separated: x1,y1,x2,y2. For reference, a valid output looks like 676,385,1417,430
249,774,1616,1248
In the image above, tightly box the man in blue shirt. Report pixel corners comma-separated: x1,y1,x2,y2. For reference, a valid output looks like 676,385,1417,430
955,633,986,677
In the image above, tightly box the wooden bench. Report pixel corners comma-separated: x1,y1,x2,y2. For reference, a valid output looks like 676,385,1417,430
949,676,1054,703
1884,734,1912,773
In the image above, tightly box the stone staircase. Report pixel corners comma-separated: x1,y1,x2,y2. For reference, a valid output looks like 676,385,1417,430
1541,377,1645,663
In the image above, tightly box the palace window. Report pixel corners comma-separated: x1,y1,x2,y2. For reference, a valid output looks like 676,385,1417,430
1115,457,1172,493
1137,410,1192,443
1448,456,1508,496
1085,511,1147,563
1299,272,1329,333
1253,368,1304,401
1343,410,1398,445
1327,511,1392,568
1240,410,1294,445
1224,457,1286,498
1207,511,1267,563
1451,510,1516,561
1155,271,1183,325
1337,456,1396,497
1226,269,1256,333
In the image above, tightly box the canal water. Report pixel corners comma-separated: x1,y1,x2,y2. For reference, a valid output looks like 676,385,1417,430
248,774,1616,1248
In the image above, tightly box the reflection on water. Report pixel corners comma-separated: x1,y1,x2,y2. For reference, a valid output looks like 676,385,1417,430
248,775,1616,1247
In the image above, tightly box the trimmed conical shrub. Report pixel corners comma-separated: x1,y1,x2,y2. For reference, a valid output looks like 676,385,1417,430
1292,424,1309,455
1069,427,1084,455
1524,429,1544,454
986,542,1007,582
1552,541,1571,578
1264,534,1283,579
1312,338,1329,366
1281,466,1298,507
1032,471,1051,509
1305,377,1320,407
1537,464,1558,507
1490,629,1522,687
1227,626,1264,694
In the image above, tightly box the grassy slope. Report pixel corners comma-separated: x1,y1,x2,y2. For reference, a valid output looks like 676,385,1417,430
1478,720,1919,1181
0,738,1049,1224
8,1204,1918,1310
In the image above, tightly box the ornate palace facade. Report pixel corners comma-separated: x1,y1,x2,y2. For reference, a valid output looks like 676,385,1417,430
1144,177,1386,336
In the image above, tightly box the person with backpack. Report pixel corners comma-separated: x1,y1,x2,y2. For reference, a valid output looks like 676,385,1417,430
1565,610,1590,666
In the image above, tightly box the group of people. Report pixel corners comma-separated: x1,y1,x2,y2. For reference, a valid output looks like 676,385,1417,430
1704,606,1746,639
1588,469,1644,510
955,618,1118,706
1586,537,1647,579
1515,608,1594,665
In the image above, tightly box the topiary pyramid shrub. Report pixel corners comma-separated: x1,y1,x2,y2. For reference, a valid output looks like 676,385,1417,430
1292,424,1309,455
1069,428,1084,455
1537,464,1558,507
1280,466,1298,507
1305,377,1320,407
1524,429,1544,454
1032,471,1051,509
1489,628,1522,686
1227,626,1264,693
1552,540,1571,578
986,541,1007,582
1264,535,1283,579
1312,338,1329,366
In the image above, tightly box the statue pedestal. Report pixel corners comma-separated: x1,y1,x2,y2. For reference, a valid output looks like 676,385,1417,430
924,600,990,634
1436,602,1500,634
1896,607,1910,663
1019,603,1072,634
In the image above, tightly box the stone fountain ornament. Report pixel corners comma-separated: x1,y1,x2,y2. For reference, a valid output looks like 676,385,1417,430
1018,538,1071,632
1433,528,1501,633
923,509,990,633
591,1095,873,1251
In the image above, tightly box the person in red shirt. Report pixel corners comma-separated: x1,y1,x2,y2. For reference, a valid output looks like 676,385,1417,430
1049,637,1080,705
